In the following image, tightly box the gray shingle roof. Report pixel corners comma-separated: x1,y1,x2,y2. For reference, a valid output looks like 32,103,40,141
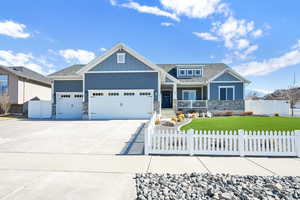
157,63,229,83
48,64,85,77
48,63,230,84
0,65,51,86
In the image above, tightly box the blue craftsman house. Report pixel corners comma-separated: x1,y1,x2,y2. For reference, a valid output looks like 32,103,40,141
48,43,250,119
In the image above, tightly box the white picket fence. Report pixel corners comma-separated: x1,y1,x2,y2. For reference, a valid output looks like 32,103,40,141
144,119,300,157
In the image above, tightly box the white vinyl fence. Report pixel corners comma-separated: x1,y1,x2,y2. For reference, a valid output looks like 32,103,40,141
144,117,300,157
245,100,290,116
28,100,52,119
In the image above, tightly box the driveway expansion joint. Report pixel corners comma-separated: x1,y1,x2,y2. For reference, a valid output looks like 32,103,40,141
245,157,278,176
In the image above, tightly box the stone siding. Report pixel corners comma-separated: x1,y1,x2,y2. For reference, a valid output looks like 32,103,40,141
207,100,245,113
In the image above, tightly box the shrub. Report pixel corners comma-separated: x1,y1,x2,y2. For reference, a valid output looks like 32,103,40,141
171,116,178,122
176,111,183,116
241,111,253,116
155,119,160,125
224,111,233,116
178,114,185,119
274,113,280,117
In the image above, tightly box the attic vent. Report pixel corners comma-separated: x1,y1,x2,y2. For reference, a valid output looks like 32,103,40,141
117,53,125,64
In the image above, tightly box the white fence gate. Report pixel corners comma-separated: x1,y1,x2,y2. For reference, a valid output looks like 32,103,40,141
144,116,300,157
245,100,290,115
28,100,52,119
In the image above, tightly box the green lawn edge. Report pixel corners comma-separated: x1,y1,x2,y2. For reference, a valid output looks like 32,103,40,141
180,116,300,131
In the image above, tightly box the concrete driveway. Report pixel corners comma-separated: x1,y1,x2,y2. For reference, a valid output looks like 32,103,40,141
0,119,145,200
0,120,145,154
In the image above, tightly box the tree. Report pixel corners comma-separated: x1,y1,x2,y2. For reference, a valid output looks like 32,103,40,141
287,72,300,117
0,95,10,114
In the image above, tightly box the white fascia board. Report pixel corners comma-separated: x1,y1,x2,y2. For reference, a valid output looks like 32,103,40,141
48,76,83,80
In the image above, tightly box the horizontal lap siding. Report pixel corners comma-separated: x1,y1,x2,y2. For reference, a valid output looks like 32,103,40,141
84,72,159,101
213,72,241,82
90,50,152,71
210,82,244,100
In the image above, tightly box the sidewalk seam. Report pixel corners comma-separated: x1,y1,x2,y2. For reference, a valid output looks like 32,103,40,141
196,157,211,173
245,157,278,176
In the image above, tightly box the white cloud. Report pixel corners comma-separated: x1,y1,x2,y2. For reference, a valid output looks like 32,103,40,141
59,49,96,64
100,48,107,52
0,20,30,38
292,40,300,49
121,1,180,21
252,29,263,38
160,0,223,19
237,39,250,49
0,50,53,74
234,41,300,76
109,0,117,6
193,32,219,41
161,22,174,27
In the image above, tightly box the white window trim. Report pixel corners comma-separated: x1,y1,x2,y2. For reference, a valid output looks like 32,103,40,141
194,69,202,77
186,69,194,77
182,90,196,100
177,68,187,77
218,86,235,101
117,53,126,64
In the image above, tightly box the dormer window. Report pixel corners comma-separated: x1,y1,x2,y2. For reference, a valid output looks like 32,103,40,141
117,53,125,64
194,69,202,76
187,69,193,76
178,69,186,77
177,67,203,78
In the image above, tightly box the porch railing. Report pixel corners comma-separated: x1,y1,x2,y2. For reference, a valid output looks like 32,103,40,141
177,100,207,109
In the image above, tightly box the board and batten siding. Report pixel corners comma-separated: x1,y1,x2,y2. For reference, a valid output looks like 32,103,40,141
213,72,241,82
84,72,159,101
89,50,153,71
209,82,244,100
53,80,83,103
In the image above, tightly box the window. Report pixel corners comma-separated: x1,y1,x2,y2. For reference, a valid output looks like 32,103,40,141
74,94,83,98
108,92,119,96
219,86,234,100
182,90,196,100
93,92,103,96
124,92,135,96
0,75,8,95
178,69,186,77
194,69,202,77
117,53,125,64
61,95,71,98
139,92,151,96
177,68,203,77
187,69,193,76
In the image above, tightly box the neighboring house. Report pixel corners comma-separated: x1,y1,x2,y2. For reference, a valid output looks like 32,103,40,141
48,43,250,120
0,65,51,113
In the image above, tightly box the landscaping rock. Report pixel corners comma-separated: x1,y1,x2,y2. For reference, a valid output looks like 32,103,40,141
135,173,300,200
161,120,176,127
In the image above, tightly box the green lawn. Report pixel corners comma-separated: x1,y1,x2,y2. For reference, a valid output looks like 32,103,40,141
180,116,300,131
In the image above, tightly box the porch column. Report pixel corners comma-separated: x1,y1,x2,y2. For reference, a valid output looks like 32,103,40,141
172,83,177,110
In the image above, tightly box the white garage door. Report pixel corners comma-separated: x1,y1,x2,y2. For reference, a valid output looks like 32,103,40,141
88,90,154,119
56,92,83,119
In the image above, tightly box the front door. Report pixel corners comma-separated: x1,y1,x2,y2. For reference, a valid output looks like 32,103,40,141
161,91,172,108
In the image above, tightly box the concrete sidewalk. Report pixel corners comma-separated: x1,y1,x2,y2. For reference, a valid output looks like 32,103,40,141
1,153,300,199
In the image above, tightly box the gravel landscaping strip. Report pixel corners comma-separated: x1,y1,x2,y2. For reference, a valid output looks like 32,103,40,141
135,173,300,200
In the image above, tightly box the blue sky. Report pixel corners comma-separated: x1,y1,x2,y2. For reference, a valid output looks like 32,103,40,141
0,0,300,95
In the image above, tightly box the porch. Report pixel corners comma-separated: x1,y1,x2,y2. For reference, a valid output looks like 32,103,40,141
161,84,208,110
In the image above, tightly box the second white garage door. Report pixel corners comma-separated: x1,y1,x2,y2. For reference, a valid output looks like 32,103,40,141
88,90,154,119
56,92,83,119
